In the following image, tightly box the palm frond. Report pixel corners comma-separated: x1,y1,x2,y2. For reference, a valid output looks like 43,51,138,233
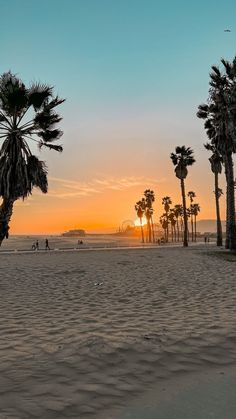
44,96,65,110
196,109,208,119
28,83,53,111
204,142,213,151
0,72,28,117
34,110,62,130
170,152,178,165
27,155,48,193
38,129,63,142
221,59,233,79
41,143,63,152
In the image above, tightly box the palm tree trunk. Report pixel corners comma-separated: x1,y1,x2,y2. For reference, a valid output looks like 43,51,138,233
164,227,167,242
225,153,236,251
224,157,230,249
166,212,169,242
147,220,151,242
176,217,180,241
180,179,188,247
190,214,194,242
174,225,177,242
214,172,223,247
151,216,155,243
140,217,144,243
0,198,14,246
180,218,183,241
194,214,197,242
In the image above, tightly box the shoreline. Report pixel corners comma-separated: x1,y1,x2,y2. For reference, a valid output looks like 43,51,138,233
0,241,215,255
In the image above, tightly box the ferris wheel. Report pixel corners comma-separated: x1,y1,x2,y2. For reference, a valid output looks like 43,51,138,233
121,219,135,232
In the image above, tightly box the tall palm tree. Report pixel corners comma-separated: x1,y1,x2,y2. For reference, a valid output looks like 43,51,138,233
204,143,223,246
144,189,155,242
187,191,196,242
135,199,145,243
145,207,153,242
192,203,200,242
0,72,65,245
170,146,195,247
169,209,177,242
160,213,168,242
162,196,172,242
174,204,183,242
197,58,236,250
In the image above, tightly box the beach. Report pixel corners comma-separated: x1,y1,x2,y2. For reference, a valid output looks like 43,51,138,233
0,243,236,418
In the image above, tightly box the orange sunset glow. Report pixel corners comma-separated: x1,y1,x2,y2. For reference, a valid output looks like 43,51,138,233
10,162,225,234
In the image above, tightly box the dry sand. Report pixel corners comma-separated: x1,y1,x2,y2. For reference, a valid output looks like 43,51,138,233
0,244,236,418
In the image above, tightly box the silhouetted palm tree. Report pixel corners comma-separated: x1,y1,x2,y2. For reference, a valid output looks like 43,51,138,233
169,209,177,242
0,72,65,245
192,203,200,242
135,199,145,243
145,207,153,242
162,196,172,242
170,146,195,247
197,58,236,250
174,204,183,241
187,191,196,242
160,213,168,242
204,143,223,246
144,189,155,242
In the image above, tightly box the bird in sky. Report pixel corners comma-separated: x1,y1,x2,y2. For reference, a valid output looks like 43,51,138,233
224,29,231,32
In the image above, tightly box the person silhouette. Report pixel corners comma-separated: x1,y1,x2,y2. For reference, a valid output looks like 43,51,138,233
36,240,39,250
45,239,50,250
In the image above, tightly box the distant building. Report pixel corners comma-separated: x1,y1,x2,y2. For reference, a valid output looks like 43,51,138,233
62,229,86,237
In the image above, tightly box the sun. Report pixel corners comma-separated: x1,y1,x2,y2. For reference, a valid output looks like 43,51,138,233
134,217,147,227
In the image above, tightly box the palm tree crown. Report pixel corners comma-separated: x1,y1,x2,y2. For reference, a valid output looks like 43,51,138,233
188,191,196,203
204,143,223,175
144,189,155,208
0,71,65,200
197,58,236,250
170,146,195,179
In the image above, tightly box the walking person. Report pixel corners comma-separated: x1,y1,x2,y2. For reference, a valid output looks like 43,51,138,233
45,238,50,250
36,240,39,250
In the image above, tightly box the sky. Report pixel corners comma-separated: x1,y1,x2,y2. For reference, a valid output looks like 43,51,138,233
0,0,236,234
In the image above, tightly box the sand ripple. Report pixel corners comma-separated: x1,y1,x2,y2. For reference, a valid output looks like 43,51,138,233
0,247,236,418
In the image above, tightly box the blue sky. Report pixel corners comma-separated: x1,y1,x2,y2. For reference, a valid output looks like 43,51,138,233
1,0,235,102
0,0,236,232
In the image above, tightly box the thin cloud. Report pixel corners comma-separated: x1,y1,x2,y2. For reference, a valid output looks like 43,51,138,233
46,175,164,199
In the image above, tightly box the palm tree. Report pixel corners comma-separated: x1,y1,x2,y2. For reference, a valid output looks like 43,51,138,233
197,58,236,250
135,199,145,243
169,209,177,242
160,213,168,242
0,72,65,245
174,204,183,241
192,203,200,242
162,196,172,242
170,146,195,247
186,207,191,241
144,189,155,242
187,191,196,242
145,207,153,242
204,143,223,246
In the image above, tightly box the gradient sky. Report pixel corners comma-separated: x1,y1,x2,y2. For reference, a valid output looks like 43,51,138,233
0,0,236,233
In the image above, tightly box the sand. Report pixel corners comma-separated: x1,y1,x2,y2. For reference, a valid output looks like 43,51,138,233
0,243,236,418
